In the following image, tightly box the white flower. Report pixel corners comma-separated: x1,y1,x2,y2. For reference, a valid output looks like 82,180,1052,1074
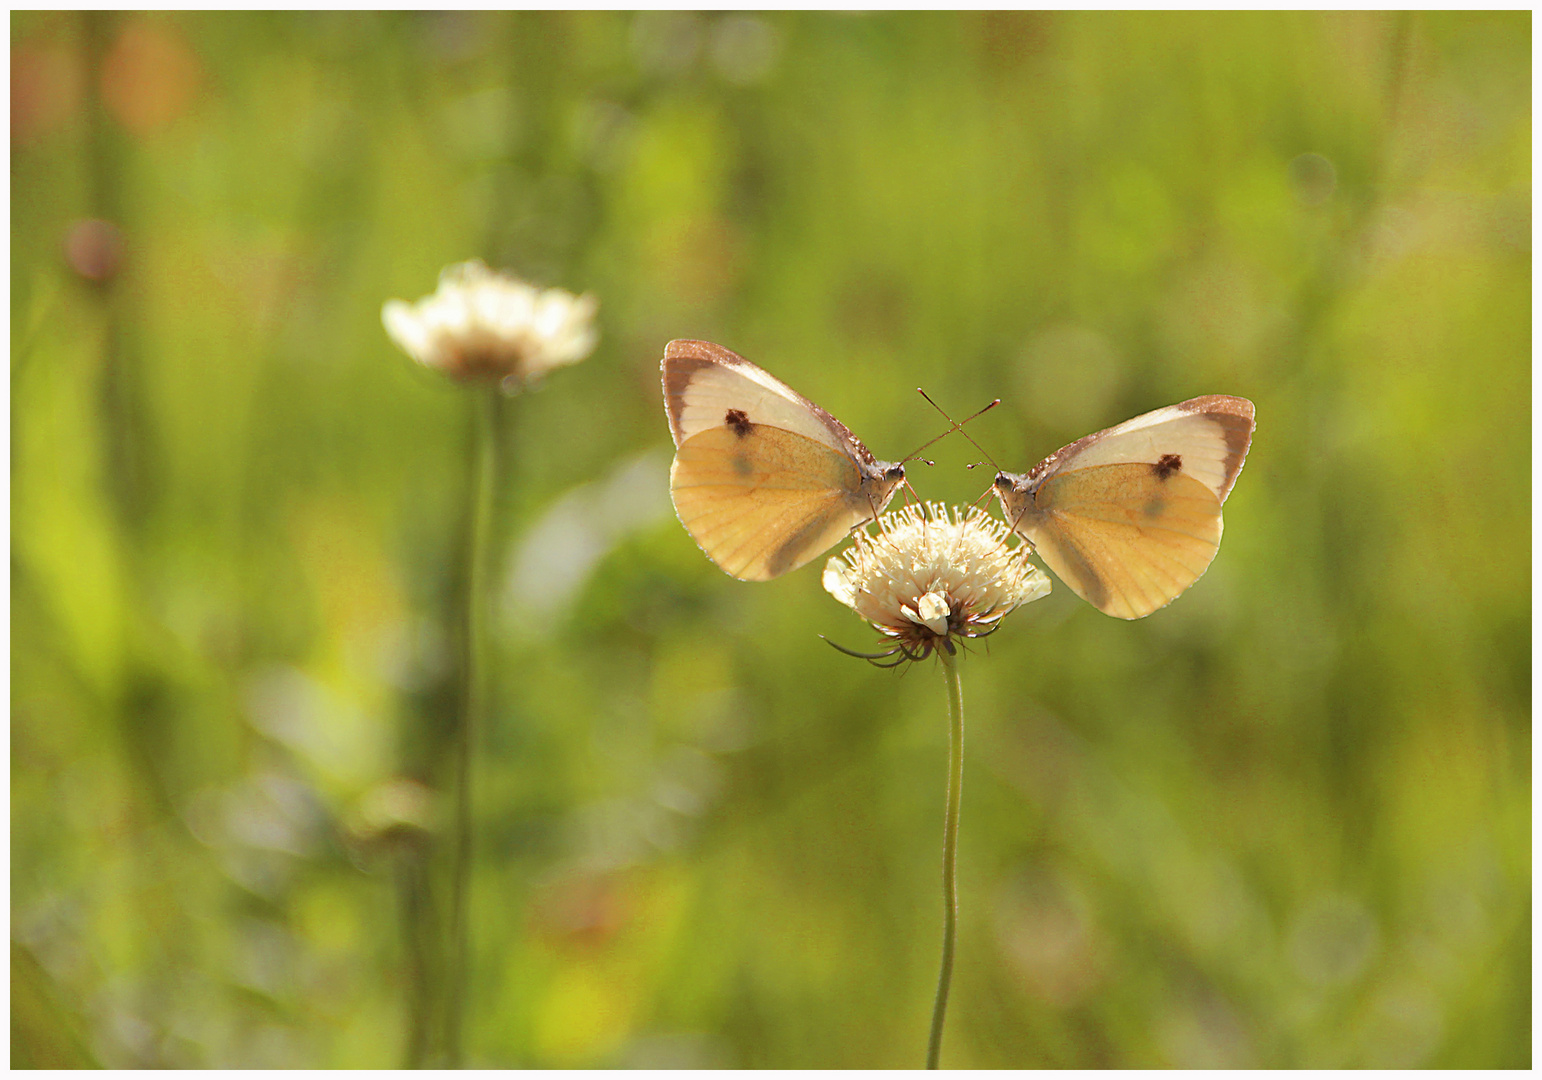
346,777,438,854
823,502,1050,663
382,260,598,392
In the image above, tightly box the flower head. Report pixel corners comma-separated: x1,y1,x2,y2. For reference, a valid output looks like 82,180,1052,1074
382,260,598,392
823,502,1050,664
345,777,438,857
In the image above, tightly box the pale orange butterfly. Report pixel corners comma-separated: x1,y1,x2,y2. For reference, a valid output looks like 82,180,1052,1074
991,396,1256,619
662,339,909,581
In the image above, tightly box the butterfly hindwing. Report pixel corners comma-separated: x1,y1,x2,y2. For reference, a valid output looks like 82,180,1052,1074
1025,463,1223,620
671,423,870,581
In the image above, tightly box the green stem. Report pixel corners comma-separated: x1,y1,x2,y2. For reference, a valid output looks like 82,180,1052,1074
399,854,435,1068
927,645,965,1069
446,390,501,1066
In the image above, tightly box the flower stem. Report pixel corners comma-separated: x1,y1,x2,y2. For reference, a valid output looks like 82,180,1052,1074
399,854,435,1068
928,645,965,1069
446,389,501,1066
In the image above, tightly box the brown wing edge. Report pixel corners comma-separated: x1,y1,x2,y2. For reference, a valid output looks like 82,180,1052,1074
660,339,877,465
1175,395,1255,503
661,339,723,447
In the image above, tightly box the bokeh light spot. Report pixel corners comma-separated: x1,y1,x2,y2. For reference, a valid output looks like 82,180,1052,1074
100,19,201,135
1288,152,1338,207
11,43,84,144
63,219,125,282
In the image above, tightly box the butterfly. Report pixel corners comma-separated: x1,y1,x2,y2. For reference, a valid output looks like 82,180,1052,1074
992,395,1255,620
662,339,908,581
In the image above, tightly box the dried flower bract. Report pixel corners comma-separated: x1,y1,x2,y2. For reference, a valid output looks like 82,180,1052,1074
823,502,1050,665
382,260,598,392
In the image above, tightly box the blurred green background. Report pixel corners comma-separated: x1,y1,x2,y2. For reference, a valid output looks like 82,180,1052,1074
11,10,1530,1068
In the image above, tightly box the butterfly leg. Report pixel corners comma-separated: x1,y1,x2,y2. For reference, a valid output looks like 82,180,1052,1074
845,510,882,541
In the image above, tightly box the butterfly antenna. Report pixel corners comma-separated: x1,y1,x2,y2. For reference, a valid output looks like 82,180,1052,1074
915,389,1002,472
896,393,998,466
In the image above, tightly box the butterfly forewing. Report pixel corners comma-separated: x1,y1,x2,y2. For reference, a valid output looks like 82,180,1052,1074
663,340,859,457
1034,396,1254,503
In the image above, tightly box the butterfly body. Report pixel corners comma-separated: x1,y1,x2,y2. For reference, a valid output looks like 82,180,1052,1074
663,339,905,581
995,395,1255,620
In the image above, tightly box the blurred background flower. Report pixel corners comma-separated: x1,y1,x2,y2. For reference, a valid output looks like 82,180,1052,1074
11,10,1529,1069
382,260,598,392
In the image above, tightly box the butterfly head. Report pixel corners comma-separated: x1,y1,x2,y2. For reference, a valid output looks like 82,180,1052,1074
992,470,1028,499
991,470,1037,528
867,459,906,507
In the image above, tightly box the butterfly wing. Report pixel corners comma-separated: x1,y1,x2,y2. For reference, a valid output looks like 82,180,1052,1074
1025,465,1224,619
662,340,901,581
1001,396,1254,619
663,339,866,457
671,424,875,581
1028,395,1255,503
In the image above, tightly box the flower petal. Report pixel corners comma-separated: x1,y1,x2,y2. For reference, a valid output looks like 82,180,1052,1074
821,502,1050,653
381,262,598,389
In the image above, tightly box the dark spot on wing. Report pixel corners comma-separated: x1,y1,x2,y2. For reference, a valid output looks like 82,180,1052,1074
1143,497,1165,518
1153,453,1182,480
732,454,754,478
725,409,753,438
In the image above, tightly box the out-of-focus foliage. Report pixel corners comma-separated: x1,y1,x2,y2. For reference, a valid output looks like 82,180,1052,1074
11,11,1529,1068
